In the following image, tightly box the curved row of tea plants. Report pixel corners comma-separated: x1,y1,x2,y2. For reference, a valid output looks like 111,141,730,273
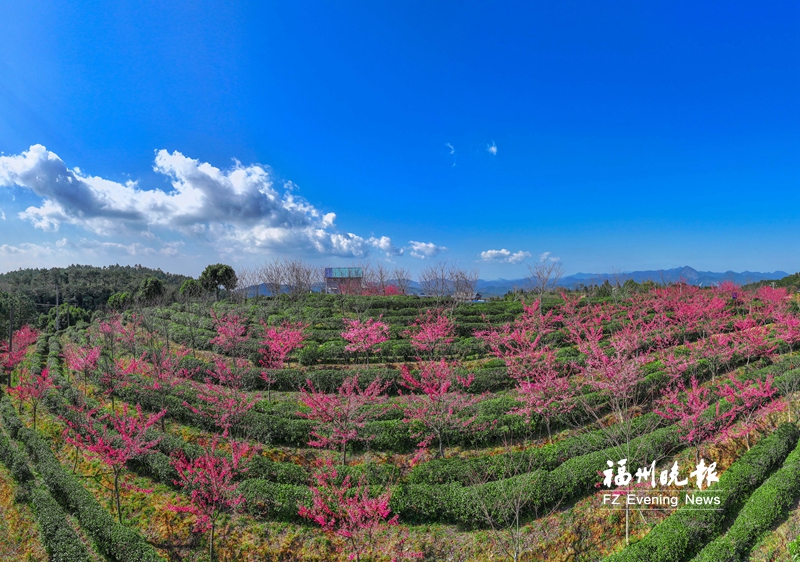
604,423,800,562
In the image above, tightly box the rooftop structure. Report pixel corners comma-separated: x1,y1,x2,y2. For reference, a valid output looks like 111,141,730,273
324,267,363,294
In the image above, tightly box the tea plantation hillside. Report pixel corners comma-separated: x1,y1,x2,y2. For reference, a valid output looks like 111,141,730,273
2,284,800,560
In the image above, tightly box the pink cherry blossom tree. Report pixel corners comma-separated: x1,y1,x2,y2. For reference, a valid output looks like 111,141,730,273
258,319,308,400
0,325,39,383
95,314,123,354
668,298,706,345
361,281,403,296
137,346,189,431
658,348,694,388
186,358,259,438
118,313,143,357
342,316,390,365
99,357,141,410
477,299,576,441
8,367,56,430
298,374,390,465
142,346,190,390
299,458,401,562
508,351,574,442
258,319,308,369
571,324,646,425
477,300,562,378
209,309,249,357
63,403,166,523
774,312,800,356
63,343,101,390
654,376,718,462
168,438,254,562
717,373,785,450
59,402,93,473
399,359,482,460
94,313,141,360
756,285,791,318
688,333,736,383
403,309,455,360
731,317,778,368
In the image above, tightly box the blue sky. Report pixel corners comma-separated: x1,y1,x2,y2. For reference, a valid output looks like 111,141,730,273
0,1,798,279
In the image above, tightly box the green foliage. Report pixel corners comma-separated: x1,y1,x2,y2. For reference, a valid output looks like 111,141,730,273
107,292,132,311
0,290,38,340
596,280,614,298
199,263,237,300
136,276,164,302
0,420,93,561
392,426,682,525
37,303,91,331
1,414,163,561
297,340,320,366
0,264,190,312
239,479,311,522
29,484,94,562
691,438,800,562
179,278,202,298
744,271,800,291
604,423,800,562
406,412,665,486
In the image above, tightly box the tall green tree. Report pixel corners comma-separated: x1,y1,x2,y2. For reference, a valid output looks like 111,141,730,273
179,279,203,299
137,276,164,302
107,292,132,311
199,264,237,301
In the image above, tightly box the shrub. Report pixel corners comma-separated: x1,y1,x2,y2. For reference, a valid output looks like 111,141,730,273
392,425,682,525
692,437,800,562
604,423,800,562
0,396,162,562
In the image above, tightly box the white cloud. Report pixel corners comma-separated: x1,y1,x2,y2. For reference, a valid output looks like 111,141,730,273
0,242,54,257
0,208,5,220
0,145,396,258
0,236,189,272
368,236,404,257
408,240,447,259
480,248,531,264
487,141,497,156
56,236,181,258
159,241,185,257
445,143,456,167
539,251,560,262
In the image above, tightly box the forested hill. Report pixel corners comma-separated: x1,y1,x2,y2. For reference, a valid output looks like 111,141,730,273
744,271,800,291
0,264,191,311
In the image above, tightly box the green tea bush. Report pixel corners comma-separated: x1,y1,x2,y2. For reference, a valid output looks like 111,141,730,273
604,424,800,562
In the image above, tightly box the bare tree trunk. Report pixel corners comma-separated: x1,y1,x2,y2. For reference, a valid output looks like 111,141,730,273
451,266,479,303
527,257,564,299
210,519,215,562
260,258,286,297
114,470,122,524
392,267,411,295
375,262,389,294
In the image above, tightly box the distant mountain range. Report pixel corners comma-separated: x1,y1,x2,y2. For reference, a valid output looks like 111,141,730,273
247,266,790,298
472,266,789,296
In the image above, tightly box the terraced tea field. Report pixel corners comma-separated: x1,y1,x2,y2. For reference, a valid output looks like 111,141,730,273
2,287,800,561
